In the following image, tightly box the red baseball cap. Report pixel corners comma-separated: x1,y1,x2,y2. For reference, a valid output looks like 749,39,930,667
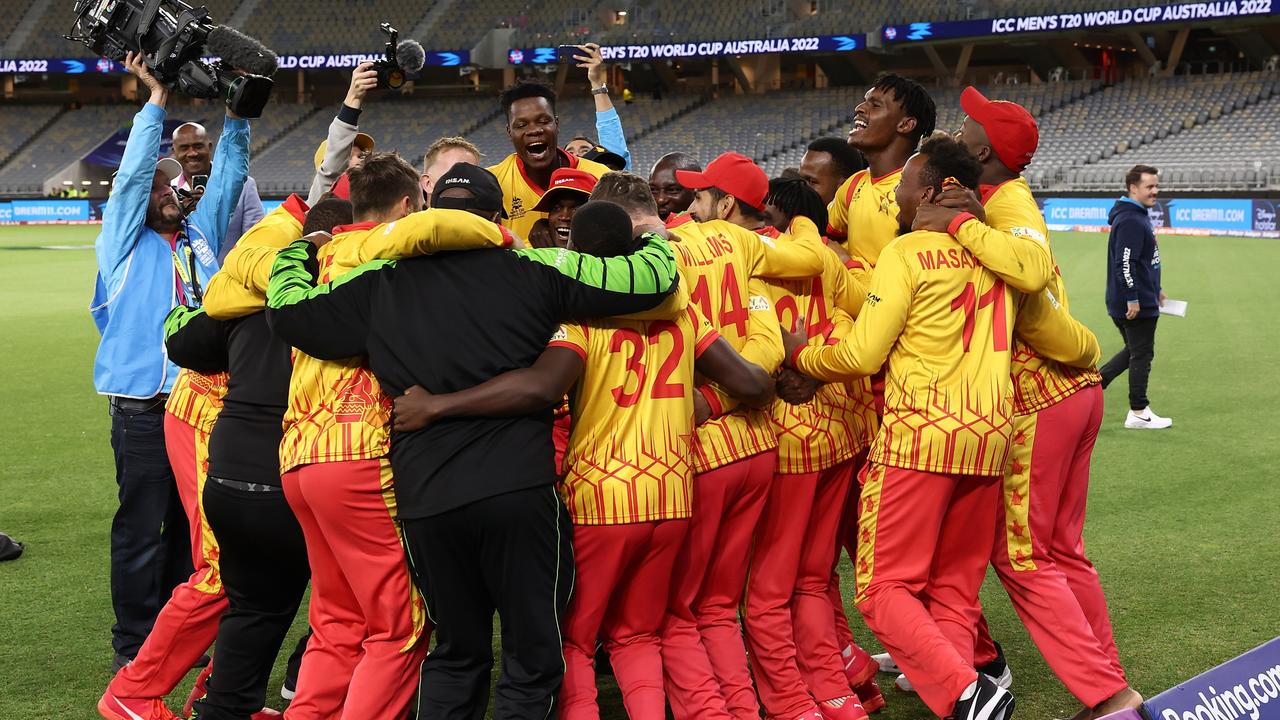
533,167,598,212
675,152,768,212
960,86,1039,172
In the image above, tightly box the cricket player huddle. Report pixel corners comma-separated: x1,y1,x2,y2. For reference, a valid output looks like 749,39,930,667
93,49,1144,720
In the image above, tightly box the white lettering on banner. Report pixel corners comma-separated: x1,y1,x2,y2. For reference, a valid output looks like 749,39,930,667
1172,207,1247,223
600,37,824,60
983,0,1271,36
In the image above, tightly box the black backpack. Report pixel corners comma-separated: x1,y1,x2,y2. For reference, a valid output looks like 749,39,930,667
0,532,23,562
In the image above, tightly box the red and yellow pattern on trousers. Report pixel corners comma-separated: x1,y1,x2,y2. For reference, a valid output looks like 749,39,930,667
282,457,428,720
110,369,227,700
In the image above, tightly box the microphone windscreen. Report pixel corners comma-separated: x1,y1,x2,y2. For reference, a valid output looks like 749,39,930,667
208,25,279,77
396,39,426,73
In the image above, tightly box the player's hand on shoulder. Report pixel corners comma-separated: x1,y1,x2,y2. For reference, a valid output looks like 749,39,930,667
302,231,333,249
933,185,986,223
393,385,439,432
911,201,959,233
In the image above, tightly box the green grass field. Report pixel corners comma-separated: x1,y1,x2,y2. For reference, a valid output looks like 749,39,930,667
0,224,1276,720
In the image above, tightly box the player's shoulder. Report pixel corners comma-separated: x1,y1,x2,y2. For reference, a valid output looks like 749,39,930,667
842,170,870,203
487,154,517,177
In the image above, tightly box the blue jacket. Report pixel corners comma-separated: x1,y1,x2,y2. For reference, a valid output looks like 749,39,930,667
1105,197,1162,319
91,103,249,398
594,107,631,170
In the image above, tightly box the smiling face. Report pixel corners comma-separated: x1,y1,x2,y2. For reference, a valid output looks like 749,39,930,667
689,188,728,223
547,193,586,246
649,164,695,220
850,86,911,153
1128,172,1159,207
146,174,183,232
508,97,560,173
171,125,211,179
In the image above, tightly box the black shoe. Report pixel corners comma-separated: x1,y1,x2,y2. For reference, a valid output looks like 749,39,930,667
977,641,1012,689
112,653,133,674
0,532,23,562
193,653,212,670
948,674,1015,720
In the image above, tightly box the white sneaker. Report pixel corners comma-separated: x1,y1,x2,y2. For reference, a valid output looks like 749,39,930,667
872,652,899,674
895,673,915,693
1125,406,1173,429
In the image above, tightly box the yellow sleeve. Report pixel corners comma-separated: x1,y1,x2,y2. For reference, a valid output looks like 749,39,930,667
1014,288,1101,369
617,274,688,320
951,212,1054,294
548,323,588,360
750,215,825,280
826,174,854,240
824,250,865,318
796,244,913,382
330,207,516,267
699,279,783,416
203,199,306,319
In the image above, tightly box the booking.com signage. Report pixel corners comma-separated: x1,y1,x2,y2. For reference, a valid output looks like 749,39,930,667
507,35,863,64
1144,636,1280,720
882,0,1280,43
0,51,469,74
1039,197,1279,237
0,200,92,223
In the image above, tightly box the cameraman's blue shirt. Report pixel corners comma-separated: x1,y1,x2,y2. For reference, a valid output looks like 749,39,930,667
91,103,249,398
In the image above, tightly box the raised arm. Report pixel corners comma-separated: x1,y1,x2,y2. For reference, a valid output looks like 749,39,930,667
789,245,914,382
97,53,167,287
576,44,632,170
264,240,380,360
189,112,250,259
307,62,377,205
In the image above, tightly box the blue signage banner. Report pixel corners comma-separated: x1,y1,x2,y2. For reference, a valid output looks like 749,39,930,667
882,0,1280,43
1038,196,1278,237
507,35,863,64
0,51,469,75
4,200,92,222
0,202,11,223
1144,636,1280,720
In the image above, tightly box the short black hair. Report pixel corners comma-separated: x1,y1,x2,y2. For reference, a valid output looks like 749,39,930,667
571,200,639,257
303,197,354,235
705,185,768,223
500,81,557,120
872,73,937,147
917,135,982,192
1125,164,1159,190
766,177,827,231
651,151,701,174
347,152,422,217
806,137,868,180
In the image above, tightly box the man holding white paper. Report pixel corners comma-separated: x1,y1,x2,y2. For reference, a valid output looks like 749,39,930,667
1101,164,1172,429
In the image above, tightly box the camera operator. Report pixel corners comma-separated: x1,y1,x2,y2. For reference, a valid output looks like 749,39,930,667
91,50,250,680
307,61,379,205
171,121,265,260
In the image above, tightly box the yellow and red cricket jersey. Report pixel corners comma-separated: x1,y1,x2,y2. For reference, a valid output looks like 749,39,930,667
277,211,517,472
165,369,228,433
826,168,903,269
669,216,826,473
964,179,1102,415
488,150,610,240
203,195,308,320
549,306,719,525
762,239,877,475
795,229,1018,477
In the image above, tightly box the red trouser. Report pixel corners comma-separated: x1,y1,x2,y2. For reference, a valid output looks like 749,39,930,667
560,519,689,720
661,451,776,720
282,458,427,720
745,459,856,718
855,464,999,717
973,386,1128,706
110,413,225,699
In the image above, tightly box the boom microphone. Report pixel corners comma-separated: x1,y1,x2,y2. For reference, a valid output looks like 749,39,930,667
207,25,279,77
396,39,426,73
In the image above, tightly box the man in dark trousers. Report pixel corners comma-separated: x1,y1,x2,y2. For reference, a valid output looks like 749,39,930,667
1101,164,1171,429
264,197,682,719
